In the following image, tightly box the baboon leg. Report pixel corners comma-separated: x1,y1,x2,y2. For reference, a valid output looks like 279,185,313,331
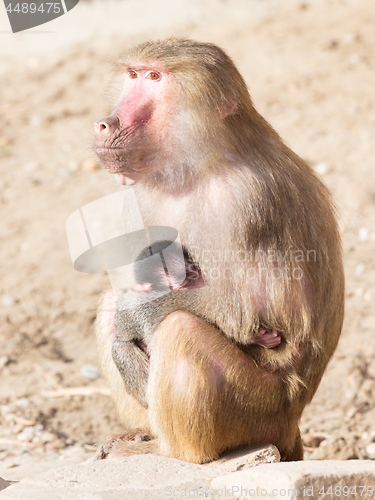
95,290,150,430
146,311,299,463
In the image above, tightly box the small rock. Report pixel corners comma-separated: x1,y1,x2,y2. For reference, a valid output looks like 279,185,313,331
358,227,368,242
40,431,56,444
24,161,38,172
325,38,339,49
355,263,365,276
15,398,30,408
68,160,79,172
350,54,361,65
58,167,71,178
302,433,327,448
20,243,30,252
0,136,11,147
80,158,100,172
359,380,375,401
360,316,375,330
314,162,328,175
80,364,101,379
17,425,43,442
0,405,11,415
1,295,15,307
343,32,357,45
20,242,31,252
61,444,87,457
361,431,370,443
0,356,9,370
310,436,357,460
345,388,356,400
45,439,65,452
29,114,42,127
15,447,28,456
348,106,358,116
366,442,375,459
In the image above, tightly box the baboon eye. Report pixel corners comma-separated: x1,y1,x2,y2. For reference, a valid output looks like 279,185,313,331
128,70,137,79
147,71,161,81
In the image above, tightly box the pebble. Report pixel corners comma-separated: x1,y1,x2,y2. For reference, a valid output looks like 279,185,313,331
362,432,371,444
81,158,100,172
20,242,31,252
366,442,375,459
325,38,339,50
0,405,11,415
343,33,357,45
80,364,101,379
350,54,361,65
68,160,79,172
39,431,55,443
348,106,358,116
314,162,328,175
15,447,28,456
345,388,356,400
358,227,368,242
0,136,11,147
1,295,15,307
0,356,9,370
15,398,30,407
17,425,43,442
24,161,38,172
355,263,365,276
29,114,42,127
360,316,375,330
59,167,71,178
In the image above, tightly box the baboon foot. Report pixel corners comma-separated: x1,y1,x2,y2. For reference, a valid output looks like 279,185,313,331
95,429,156,460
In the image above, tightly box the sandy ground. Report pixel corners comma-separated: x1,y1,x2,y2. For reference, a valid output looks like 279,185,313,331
0,0,375,481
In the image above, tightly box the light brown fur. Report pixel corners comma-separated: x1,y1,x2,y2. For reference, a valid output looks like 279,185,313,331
94,38,344,463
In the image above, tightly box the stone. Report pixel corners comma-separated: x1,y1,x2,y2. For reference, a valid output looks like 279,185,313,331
208,444,280,472
80,159,99,172
366,443,375,459
80,364,102,379
0,455,227,500
0,477,10,491
211,460,375,499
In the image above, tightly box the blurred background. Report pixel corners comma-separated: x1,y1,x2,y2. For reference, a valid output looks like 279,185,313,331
0,0,375,480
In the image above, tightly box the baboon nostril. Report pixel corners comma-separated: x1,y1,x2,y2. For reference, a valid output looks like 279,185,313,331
94,116,119,135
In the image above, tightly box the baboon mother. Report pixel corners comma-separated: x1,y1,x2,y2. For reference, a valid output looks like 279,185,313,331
94,38,344,463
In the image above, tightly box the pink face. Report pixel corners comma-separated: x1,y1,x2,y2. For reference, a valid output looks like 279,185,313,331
94,64,174,185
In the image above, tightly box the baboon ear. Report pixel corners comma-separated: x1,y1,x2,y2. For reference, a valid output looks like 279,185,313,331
220,99,238,119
